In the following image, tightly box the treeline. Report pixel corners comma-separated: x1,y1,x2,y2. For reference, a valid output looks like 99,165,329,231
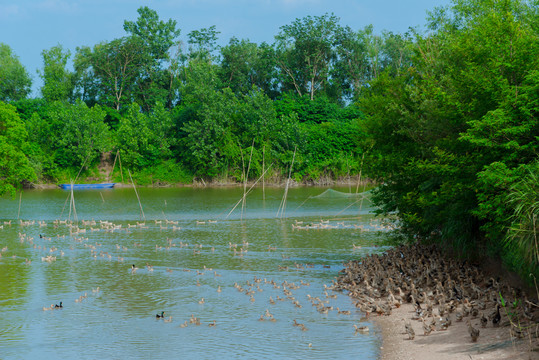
0,1,537,281
1,9,403,186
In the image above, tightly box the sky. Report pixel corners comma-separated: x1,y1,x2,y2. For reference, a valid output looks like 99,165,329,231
0,0,452,96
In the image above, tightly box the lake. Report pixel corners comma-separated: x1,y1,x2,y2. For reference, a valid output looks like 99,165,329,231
0,186,389,359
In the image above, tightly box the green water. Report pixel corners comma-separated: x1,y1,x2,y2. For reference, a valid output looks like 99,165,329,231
0,186,388,359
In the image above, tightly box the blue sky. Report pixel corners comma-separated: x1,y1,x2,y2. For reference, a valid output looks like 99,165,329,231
0,0,451,96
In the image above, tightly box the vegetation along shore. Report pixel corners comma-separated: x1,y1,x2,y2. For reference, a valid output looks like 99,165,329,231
0,0,538,357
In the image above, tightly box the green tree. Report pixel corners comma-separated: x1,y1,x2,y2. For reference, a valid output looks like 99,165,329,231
362,0,539,267
49,101,111,168
0,43,32,102
39,44,74,102
115,102,174,168
123,6,181,62
274,13,342,100
180,87,241,177
187,25,220,61
0,101,36,196
220,38,277,96
333,25,372,100
75,37,151,110
123,6,182,110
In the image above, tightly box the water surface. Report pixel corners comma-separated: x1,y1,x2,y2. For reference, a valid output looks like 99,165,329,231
0,186,389,359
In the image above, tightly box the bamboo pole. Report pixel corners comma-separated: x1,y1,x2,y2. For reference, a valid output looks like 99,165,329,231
262,145,265,201
356,152,365,194
240,145,245,221
277,146,296,219
118,150,124,183
75,156,89,183
226,163,274,219
128,170,146,222
347,154,351,193
17,191,22,219
241,141,255,222
110,150,119,182
67,181,72,222
70,180,78,225
335,197,363,217
60,191,70,220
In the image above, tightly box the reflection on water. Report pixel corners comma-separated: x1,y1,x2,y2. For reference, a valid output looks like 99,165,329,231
0,187,388,359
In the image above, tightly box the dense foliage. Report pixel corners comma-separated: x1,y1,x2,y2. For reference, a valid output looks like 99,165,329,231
362,0,538,280
0,1,537,280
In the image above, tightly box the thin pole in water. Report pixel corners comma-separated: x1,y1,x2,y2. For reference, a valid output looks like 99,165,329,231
129,170,146,222
277,146,296,219
118,151,124,183
242,140,255,222
262,145,265,201
226,163,274,219
17,191,22,219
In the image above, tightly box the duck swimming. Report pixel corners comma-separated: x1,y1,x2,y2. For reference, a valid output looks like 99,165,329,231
156,311,165,319
55,302,63,309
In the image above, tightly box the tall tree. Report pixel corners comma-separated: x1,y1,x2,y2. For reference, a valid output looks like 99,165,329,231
123,6,182,110
274,13,341,100
220,38,277,96
187,25,220,61
39,44,74,102
123,6,181,62
0,44,32,102
333,25,372,100
75,37,151,110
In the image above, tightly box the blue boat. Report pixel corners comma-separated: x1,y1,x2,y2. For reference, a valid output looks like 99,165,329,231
59,183,115,190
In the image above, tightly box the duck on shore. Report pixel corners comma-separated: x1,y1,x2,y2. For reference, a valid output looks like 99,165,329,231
333,243,538,342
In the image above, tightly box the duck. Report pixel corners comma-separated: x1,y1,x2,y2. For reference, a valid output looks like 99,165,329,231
354,324,369,334
491,304,501,327
180,321,188,328
467,320,480,342
208,320,216,327
337,307,351,315
439,316,451,330
480,312,488,328
156,311,165,319
131,264,138,273
198,298,205,305
403,318,415,340
55,302,63,309
164,316,173,323
455,309,463,322
422,319,434,336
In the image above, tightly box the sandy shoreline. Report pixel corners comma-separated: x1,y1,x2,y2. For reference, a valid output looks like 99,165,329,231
374,303,534,360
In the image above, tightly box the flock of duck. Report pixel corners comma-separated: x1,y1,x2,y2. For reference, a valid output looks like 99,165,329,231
12,212,535,353
333,243,539,344
1,217,376,339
